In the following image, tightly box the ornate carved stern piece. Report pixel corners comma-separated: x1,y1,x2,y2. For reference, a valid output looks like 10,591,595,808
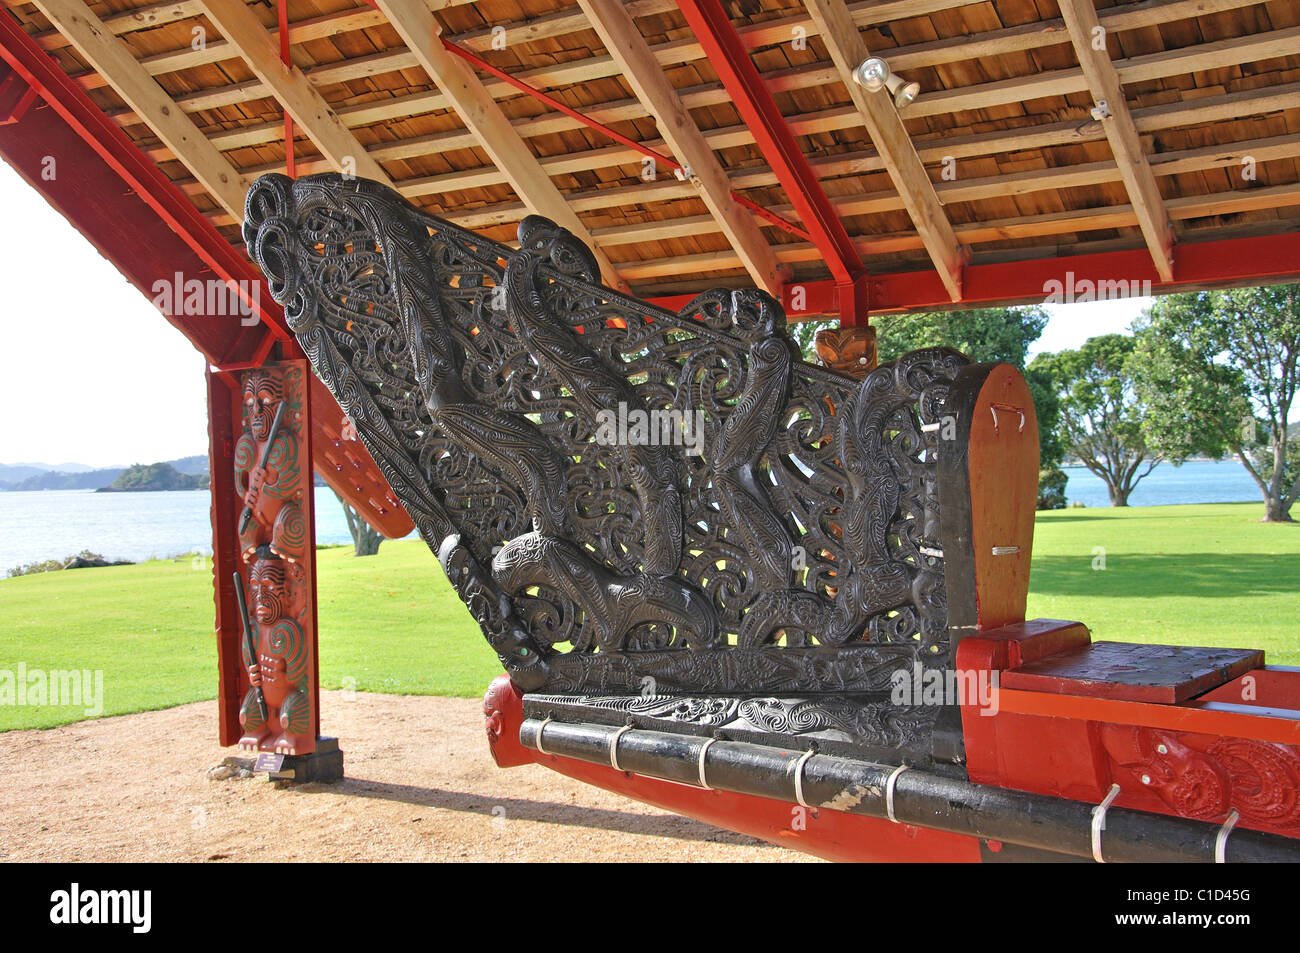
244,173,1300,861
242,172,1030,768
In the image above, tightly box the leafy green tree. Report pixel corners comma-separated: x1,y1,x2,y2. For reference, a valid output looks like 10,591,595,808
1031,334,1158,507
1132,286,1300,522
1036,466,1068,510
786,318,833,364
873,307,1047,368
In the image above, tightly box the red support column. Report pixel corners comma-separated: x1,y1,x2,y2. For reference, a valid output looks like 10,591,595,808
207,369,245,744
0,10,410,766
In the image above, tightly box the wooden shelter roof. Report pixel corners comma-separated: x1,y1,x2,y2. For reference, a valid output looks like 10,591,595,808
7,0,1300,314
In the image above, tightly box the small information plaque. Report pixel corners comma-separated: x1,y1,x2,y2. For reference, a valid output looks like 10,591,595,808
254,752,285,774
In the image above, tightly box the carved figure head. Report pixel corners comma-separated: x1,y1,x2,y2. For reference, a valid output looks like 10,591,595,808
243,370,284,440
250,554,287,625
483,675,530,768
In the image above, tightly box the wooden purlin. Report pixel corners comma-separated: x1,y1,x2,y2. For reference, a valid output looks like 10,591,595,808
804,0,964,301
1058,0,1176,283
374,0,627,290
676,0,866,303
26,0,250,219
576,0,786,297
18,0,1300,300
195,0,392,185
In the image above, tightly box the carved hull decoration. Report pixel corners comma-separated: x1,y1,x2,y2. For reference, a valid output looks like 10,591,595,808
243,173,972,761
1101,725,1300,833
232,362,319,755
523,691,938,758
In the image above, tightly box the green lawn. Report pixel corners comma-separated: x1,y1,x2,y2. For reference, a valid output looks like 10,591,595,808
1,502,1296,730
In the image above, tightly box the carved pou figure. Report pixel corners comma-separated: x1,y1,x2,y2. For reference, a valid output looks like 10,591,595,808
234,370,306,562
238,547,312,754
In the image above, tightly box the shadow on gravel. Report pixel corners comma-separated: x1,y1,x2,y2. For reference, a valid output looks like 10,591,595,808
292,777,774,847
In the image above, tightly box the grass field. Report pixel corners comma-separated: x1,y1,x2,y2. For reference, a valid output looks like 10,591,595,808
0,502,1296,730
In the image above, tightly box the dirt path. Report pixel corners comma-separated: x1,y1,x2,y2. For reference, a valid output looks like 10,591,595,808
0,691,812,862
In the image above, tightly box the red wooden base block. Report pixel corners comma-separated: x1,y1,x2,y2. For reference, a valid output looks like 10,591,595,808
959,621,1300,840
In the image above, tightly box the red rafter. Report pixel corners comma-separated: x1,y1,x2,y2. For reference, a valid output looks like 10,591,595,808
676,0,869,322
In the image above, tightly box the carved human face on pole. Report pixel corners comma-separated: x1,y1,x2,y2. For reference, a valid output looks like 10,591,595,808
243,370,284,441
250,557,287,624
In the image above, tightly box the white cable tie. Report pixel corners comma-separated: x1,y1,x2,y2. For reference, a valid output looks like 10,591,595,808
697,737,718,790
885,764,911,823
535,716,553,756
609,723,635,772
793,747,817,808
1092,783,1122,863
1215,809,1240,864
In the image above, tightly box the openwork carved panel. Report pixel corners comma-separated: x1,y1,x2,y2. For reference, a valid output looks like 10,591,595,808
244,173,967,697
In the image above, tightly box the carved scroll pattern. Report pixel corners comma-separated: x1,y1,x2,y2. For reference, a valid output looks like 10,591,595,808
244,173,966,695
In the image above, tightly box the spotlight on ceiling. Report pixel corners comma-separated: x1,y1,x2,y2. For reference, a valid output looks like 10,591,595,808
851,56,920,109
886,74,920,109
851,56,890,93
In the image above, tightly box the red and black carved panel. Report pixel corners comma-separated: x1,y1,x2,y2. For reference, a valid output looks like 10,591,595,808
230,361,319,755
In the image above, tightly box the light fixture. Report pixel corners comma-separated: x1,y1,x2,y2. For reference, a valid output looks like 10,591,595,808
851,56,920,109
886,74,920,109
852,56,889,93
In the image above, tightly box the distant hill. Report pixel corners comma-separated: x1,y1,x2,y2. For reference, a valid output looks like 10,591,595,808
8,461,109,473
0,464,50,483
97,462,209,492
0,454,208,491
1,467,125,491
167,455,209,476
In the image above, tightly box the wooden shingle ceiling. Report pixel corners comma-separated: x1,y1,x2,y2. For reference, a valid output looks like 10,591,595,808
8,0,1300,312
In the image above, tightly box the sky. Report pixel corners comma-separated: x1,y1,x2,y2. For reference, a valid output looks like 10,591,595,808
0,159,209,468
0,157,1150,469
1033,296,1151,360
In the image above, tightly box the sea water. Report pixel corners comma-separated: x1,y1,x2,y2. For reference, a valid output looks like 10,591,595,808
0,459,1266,572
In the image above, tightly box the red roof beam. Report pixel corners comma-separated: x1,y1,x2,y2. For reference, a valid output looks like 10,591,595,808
646,231,1300,318
676,0,869,322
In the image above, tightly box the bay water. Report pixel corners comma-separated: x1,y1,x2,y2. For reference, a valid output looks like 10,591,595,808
0,458,1267,573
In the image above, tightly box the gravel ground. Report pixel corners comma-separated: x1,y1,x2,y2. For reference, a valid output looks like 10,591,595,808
0,691,812,862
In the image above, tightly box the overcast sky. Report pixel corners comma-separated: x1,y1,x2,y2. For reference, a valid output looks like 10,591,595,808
0,157,1143,469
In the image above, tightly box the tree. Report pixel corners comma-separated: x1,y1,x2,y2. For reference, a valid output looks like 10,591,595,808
1132,286,1300,522
873,307,1048,369
1031,334,1157,507
333,488,386,556
786,318,833,364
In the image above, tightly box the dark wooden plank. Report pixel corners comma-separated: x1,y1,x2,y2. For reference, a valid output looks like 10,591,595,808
1000,641,1265,704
